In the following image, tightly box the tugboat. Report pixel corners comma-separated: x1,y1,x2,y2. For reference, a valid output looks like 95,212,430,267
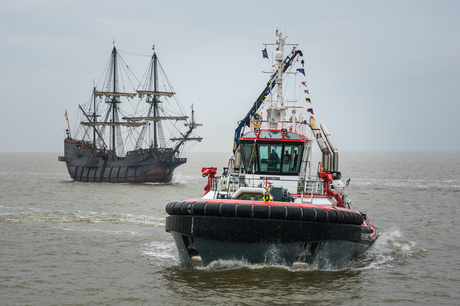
58,45,202,183
165,30,378,269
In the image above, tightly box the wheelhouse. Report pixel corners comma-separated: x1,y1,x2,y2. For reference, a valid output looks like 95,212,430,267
239,129,310,176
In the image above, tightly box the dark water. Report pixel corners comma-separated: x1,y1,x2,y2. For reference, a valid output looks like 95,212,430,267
1,152,459,305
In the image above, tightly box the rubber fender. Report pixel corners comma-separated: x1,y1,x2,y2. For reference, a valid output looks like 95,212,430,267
252,204,270,219
270,205,286,219
173,202,185,215
349,211,360,224
205,202,221,216
286,206,302,220
236,204,252,218
165,202,176,215
354,213,364,225
192,202,206,215
341,211,351,223
335,210,345,223
220,203,236,217
328,209,338,223
301,207,317,221
181,202,194,215
315,208,328,222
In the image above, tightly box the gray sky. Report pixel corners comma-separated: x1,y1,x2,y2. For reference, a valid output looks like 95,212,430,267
1,0,459,153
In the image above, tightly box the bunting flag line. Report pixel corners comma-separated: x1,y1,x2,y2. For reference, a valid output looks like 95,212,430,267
262,48,268,59
307,108,314,115
296,68,305,76
305,97,311,104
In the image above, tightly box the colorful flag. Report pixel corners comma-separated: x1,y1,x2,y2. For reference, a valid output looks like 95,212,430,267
262,48,268,59
307,108,314,115
291,46,296,55
301,81,308,87
152,44,155,51
304,89,309,94
64,111,68,121
296,68,305,76
305,97,311,104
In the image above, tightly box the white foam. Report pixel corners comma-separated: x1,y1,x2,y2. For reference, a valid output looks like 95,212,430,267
356,229,418,270
142,241,179,266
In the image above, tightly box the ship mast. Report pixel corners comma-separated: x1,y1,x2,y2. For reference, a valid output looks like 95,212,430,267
91,87,100,146
267,29,286,127
111,46,118,158
153,52,159,149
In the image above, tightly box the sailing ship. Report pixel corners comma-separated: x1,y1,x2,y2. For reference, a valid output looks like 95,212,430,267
59,45,202,183
165,30,378,269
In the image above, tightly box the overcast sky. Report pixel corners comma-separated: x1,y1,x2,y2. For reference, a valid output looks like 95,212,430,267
1,0,459,153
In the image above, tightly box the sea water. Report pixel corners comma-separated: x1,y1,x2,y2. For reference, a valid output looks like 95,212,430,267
1,152,459,305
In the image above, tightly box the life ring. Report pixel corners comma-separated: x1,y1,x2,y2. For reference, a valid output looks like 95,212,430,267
254,113,261,120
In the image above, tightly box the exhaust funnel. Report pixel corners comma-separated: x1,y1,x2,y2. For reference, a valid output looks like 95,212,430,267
319,118,339,172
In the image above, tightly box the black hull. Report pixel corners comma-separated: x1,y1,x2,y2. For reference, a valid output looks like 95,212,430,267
166,214,378,270
165,200,378,269
59,139,186,183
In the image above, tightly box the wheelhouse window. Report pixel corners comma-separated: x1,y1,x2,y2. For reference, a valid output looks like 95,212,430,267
241,143,258,171
240,141,304,175
258,144,282,172
282,144,303,174
242,131,256,139
259,130,282,139
285,132,302,140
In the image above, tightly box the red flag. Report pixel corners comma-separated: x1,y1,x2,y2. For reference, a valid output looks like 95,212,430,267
64,111,68,121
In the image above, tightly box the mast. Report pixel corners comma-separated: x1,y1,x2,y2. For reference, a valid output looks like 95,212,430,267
111,46,117,157
92,87,99,146
153,52,159,149
267,29,286,127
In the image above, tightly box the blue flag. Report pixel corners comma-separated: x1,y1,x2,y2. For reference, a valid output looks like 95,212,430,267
307,108,314,115
297,68,305,76
262,48,268,59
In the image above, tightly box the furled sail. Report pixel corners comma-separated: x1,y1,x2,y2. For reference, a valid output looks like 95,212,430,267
122,116,188,122
81,121,144,127
137,90,175,98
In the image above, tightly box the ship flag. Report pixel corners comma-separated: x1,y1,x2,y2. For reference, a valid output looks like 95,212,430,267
64,110,68,121
301,81,308,87
262,48,268,59
305,97,311,104
304,89,309,94
307,108,314,115
296,68,305,76
152,44,155,51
